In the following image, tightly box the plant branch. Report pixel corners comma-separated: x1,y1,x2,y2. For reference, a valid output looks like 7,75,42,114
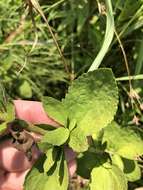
114,29,132,92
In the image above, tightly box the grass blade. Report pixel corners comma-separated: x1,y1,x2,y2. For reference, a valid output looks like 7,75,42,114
88,0,114,71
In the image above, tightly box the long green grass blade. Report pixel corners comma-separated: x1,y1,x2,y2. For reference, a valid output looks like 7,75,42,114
119,4,143,38
88,0,114,71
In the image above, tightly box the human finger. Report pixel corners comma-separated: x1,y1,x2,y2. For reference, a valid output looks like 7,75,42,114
0,169,29,190
0,139,40,172
14,100,58,126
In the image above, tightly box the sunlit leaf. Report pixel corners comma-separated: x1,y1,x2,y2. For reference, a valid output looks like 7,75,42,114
0,103,15,122
90,163,127,190
77,151,108,179
122,158,141,182
0,122,7,134
18,80,32,98
63,69,118,136
24,150,69,190
42,96,68,126
43,147,57,173
68,127,88,152
111,154,124,171
103,122,143,159
41,127,69,146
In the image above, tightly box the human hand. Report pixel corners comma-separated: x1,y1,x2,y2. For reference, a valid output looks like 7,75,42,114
0,100,76,190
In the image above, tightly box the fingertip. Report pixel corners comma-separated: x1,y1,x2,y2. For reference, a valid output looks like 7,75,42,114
0,139,40,172
0,170,29,190
14,100,58,126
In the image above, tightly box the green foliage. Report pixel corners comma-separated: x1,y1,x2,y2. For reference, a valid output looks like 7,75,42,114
122,158,141,182
43,147,57,173
118,0,142,22
17,80,33,98
41,127,69,146
68,127,89,152
111,155,141,182
111,154,124,171
40,69,118,153
24,156,50,190
77,151,108,179
1,67,143,190
0,102,15,122
0,82,15,127
88,0,114,71
1,0,143,189
63,68,118,136
90,163,127,190
0,82,7,112
24,151,69,190
44,154,69,190
102,122,143,159
42,97,67,126
0,122,7,134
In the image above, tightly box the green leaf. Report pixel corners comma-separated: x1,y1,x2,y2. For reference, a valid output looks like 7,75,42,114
24,150,69,190
42,97,68,126
24,156,49,190
110,164,128,190
6,103,15,121
68,118,77,131
111,154,124,171
122,158,141,182
68,127,88,152
0,82,7,113
118,0,141,22
0,122,7,134
90,163,127,190
63,69,118,136
41,127,69,146
43,147,57,173
102,122,143,159
111,154,141,182
77,151,108,179
18,80,32,98
37,142,52,153
36,124,55,131
45,151,69,190
0,103,15,122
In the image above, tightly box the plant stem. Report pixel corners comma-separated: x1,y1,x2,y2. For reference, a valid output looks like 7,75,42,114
28,0,70,75
116,75,143,81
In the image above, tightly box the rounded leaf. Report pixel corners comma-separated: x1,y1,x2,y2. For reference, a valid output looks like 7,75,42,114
63,69,118,135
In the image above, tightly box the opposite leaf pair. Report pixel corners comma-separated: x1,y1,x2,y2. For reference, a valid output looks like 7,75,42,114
77,121,143,190
42,68,118,152
24,68,119,190
0,67,142,190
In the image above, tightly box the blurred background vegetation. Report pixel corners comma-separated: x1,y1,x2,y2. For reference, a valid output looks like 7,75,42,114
0,0,143,189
